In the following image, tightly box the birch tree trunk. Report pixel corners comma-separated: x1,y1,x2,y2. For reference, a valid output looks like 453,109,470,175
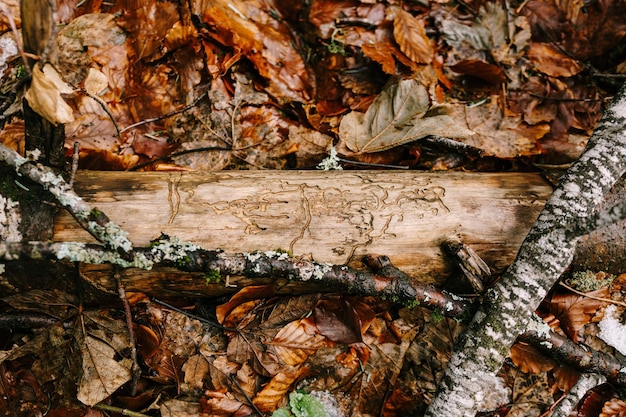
425,84,626,416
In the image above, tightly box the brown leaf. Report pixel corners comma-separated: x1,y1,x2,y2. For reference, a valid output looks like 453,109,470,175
547,287,609,342
216,285,276,326
116,0,179,61
522,0,626,62
269,320,326,365
527,42,584,77
0,0,19,33
309,0,358,28
76,312,133,407
509,342,555,374
449,59,506,84
552,364,579,393
200,389,251,415
252,366,308,412
201,0,313,103
338,78,473,154
463,95,547,158
25,63,75,126
393,10,433,64
182,355,210,392
502,366,552,416
600,397,626,417
314,297,363,344
361,41,397,75
0,120,25,154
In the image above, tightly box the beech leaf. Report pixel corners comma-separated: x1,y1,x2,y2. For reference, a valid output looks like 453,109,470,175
77,336,132,406
393,9,433,64
25,63,75,126
338,78,473,154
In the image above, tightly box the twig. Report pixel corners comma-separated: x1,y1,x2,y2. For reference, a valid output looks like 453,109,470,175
94,404,151,417
559,281,626,307
0,143,134,253
119,92,208,134
75,85,121,136
114,266,141,396
0,2,31,77
69,142,80,188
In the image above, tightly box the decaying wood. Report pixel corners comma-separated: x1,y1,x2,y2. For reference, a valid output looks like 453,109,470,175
53,170,552,283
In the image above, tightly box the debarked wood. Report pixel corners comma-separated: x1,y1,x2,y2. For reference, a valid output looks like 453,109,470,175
53,171,552,284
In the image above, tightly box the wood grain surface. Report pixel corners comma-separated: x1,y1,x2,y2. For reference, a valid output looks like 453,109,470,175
53,171,552,283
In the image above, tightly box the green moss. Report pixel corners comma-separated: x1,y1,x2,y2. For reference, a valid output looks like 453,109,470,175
89,208,103,218
403,299,420,309
176,255,191,267
204,270,222,284
565,270,614,292
430,309,444,323
1,176,22,200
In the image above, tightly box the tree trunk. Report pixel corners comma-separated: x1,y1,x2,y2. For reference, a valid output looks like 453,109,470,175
424,83,626,416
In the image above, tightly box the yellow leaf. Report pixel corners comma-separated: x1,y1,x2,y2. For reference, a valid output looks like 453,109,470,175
25,63,75,125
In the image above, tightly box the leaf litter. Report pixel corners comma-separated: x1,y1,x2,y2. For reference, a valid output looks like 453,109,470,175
1,0,626,415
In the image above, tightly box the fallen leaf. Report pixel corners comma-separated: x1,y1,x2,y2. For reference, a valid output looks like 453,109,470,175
510,342,555,374
313,297,363,344
200,0,313,103
77,335,132,406
393,9,433,64
84,68,109,95
25,63,75,126
269,320,326,365
463,95,547,158
527,42,584,77
182,354,210,391
252,366,308,412
449,59,506,84
547,287,609,342
338,77,473,154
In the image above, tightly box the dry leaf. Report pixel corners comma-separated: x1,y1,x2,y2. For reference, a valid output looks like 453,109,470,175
25,63,75,126
201,0,313,103
463,95,547,158
182,354,210,391
338,78,473,154
252,366,308,412
393,10,433,64
528,42,584,77
269,320,326,366
77,336,132,406
548,287,609,342
509,342,555,374
84,68,109,95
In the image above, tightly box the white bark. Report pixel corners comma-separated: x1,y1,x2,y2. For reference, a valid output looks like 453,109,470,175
425,82,626,417
549,374,606,417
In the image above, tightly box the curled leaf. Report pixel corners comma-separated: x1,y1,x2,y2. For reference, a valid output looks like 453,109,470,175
338,78,472,154
25,63,75,125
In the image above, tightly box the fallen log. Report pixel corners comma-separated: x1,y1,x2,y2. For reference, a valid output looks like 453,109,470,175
53,170,552,285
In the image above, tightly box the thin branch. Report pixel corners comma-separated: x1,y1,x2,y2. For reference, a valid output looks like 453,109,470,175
559,281,626,308
0,143,133,253
119,92,208,134
543,374,607,417
2,240,625,386
114,266,141,396
0,240,477,320
0,2,31,77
